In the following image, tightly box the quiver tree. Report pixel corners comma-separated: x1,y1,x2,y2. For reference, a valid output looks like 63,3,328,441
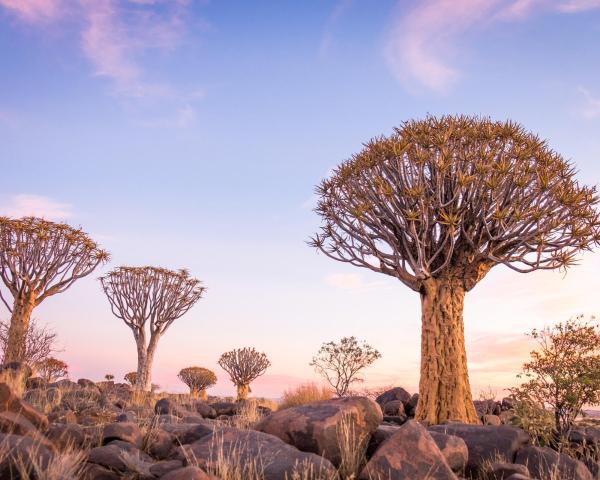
218,347,270,400
0,318,58,366
310,336,381,397
311,116,600,424
0,217,109,362
124,371,138,387
100,266,205,391
178,366,217,400
36,357,68,383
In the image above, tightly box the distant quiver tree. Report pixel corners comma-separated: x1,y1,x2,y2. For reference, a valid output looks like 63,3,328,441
311,116,600,424
218,347,270,400
178,366,217,400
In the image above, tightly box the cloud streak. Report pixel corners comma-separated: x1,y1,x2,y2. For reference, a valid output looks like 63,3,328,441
0,194,73,220
0,0,63,23
385,0,600,92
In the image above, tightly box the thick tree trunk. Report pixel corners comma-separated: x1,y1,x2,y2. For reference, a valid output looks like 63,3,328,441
190,387,207,401
236,384,250,401
4,293,36,363
415,277,479,425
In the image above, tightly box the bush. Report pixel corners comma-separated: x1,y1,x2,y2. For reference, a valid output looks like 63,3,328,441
279,383,333,410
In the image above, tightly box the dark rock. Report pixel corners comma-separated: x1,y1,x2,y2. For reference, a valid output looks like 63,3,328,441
255,396,382,466
501,397,516,411
194,401,217,419
383,415,408,425
429,431,468,474
156,414,181,425
516,445,593,480
46,422,85,450
382,400,405,416
375,387,411,407
489,462,530,480
483,414,502,426
0,433,53,479
429,424,530,475
81,463,121,480
88,441,152,473
147,429,176,460
116,411,137,423
176,427,336,480
149,459,184,477
359,420,457,479
102,421,143,448
209,401,240,416
367,425,399,457
406,393,419,417
160,421,215,445
160,466,212,479
0,382,49,431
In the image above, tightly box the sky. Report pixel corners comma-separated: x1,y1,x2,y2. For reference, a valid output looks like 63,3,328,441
2,0,600,399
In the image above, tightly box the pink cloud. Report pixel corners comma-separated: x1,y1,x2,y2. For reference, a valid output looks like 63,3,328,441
0,194,73,220
0,0,63,23
385,0,600,92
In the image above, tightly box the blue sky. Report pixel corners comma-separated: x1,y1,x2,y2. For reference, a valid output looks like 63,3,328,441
2,0,600,397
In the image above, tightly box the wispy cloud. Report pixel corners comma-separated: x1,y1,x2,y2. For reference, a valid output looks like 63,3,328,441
578,86,600,119
0,194,73,220
319,0,354,59
385,0,600,92
0,0,63,23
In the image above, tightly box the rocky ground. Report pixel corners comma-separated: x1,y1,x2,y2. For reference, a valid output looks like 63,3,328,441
0,367,598,479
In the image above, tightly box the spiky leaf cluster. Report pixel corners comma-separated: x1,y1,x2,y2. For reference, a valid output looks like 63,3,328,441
218,347,270,386
178,366,217,391
0,217,109,310
311,116,600,291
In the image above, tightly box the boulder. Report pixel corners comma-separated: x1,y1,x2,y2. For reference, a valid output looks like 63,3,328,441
428,431,468,474
429,424,530,475
375,387,411,407
406,393,419,417
0,433,53,479
255,396,382,466
160,421,215,445
383,415,408,425
80,463,121,480
483,414,502,426
46,422,85,450
149,459,184,477
147,429,176,460
359,420,457,480
209,401,240,416
87,441,152,473
366,425,400,457
489,462,530,480
160,466,212,479
176,427,336,480
156,398,189,417
382,400,405,416
0,382,48,431
194,401,217,419
515,445,593,480
102,421,143,448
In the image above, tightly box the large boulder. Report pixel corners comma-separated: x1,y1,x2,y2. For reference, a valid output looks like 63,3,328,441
429,424,530,475
359,420,457,480
175,426,336,480
515,445,593,480
0,382,48,431
46,422,85,450
102,421,143,449
255,396,382,466
0,433,53,479
160,466,212,480
87,440,153,474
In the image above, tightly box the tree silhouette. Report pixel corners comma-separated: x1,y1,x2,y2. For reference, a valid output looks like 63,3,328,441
178,366,217,400
218,347,270,400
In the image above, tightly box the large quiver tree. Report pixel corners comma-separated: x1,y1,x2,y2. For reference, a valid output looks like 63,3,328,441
311,116,600,424
100,266,205,391
0,217,109,362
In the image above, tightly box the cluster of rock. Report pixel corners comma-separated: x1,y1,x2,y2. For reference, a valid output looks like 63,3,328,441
1,375,599,479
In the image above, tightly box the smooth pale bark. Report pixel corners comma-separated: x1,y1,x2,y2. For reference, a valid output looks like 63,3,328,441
190,388,208,401
135,334,159,392
5,293,36,363
415,276,479,425
236,384,250,401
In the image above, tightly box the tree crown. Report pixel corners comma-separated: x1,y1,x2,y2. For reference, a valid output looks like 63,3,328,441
218,347,270,386
36,357,68,383
311,116,600,291
99,266,205,336
178,366,217,390
0,217,109,309
124,371,138,386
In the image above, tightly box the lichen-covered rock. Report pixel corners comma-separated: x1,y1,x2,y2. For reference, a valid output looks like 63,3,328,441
516,445,593,480
429,424,530,475
255,396,382,466
359,420,457,480
175,427,336,480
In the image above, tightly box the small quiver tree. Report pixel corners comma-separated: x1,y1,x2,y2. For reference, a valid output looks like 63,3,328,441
311,116,600,424
36,357,68,383
178,366,217,400
310,336,381,397
511,315,600,441
124,371,138,387
0,217,108,363
100,266,205,392
218,347,270,401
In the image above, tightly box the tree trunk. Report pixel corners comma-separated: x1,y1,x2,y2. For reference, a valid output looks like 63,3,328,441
237,384,250,401
191,387,207,401
415,277,479,425
4,293,36,363
135,335,158,392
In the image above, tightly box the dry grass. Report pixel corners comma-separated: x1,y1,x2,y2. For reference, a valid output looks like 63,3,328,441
279,383,333,410
12,445,87,480
336,412,368,480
